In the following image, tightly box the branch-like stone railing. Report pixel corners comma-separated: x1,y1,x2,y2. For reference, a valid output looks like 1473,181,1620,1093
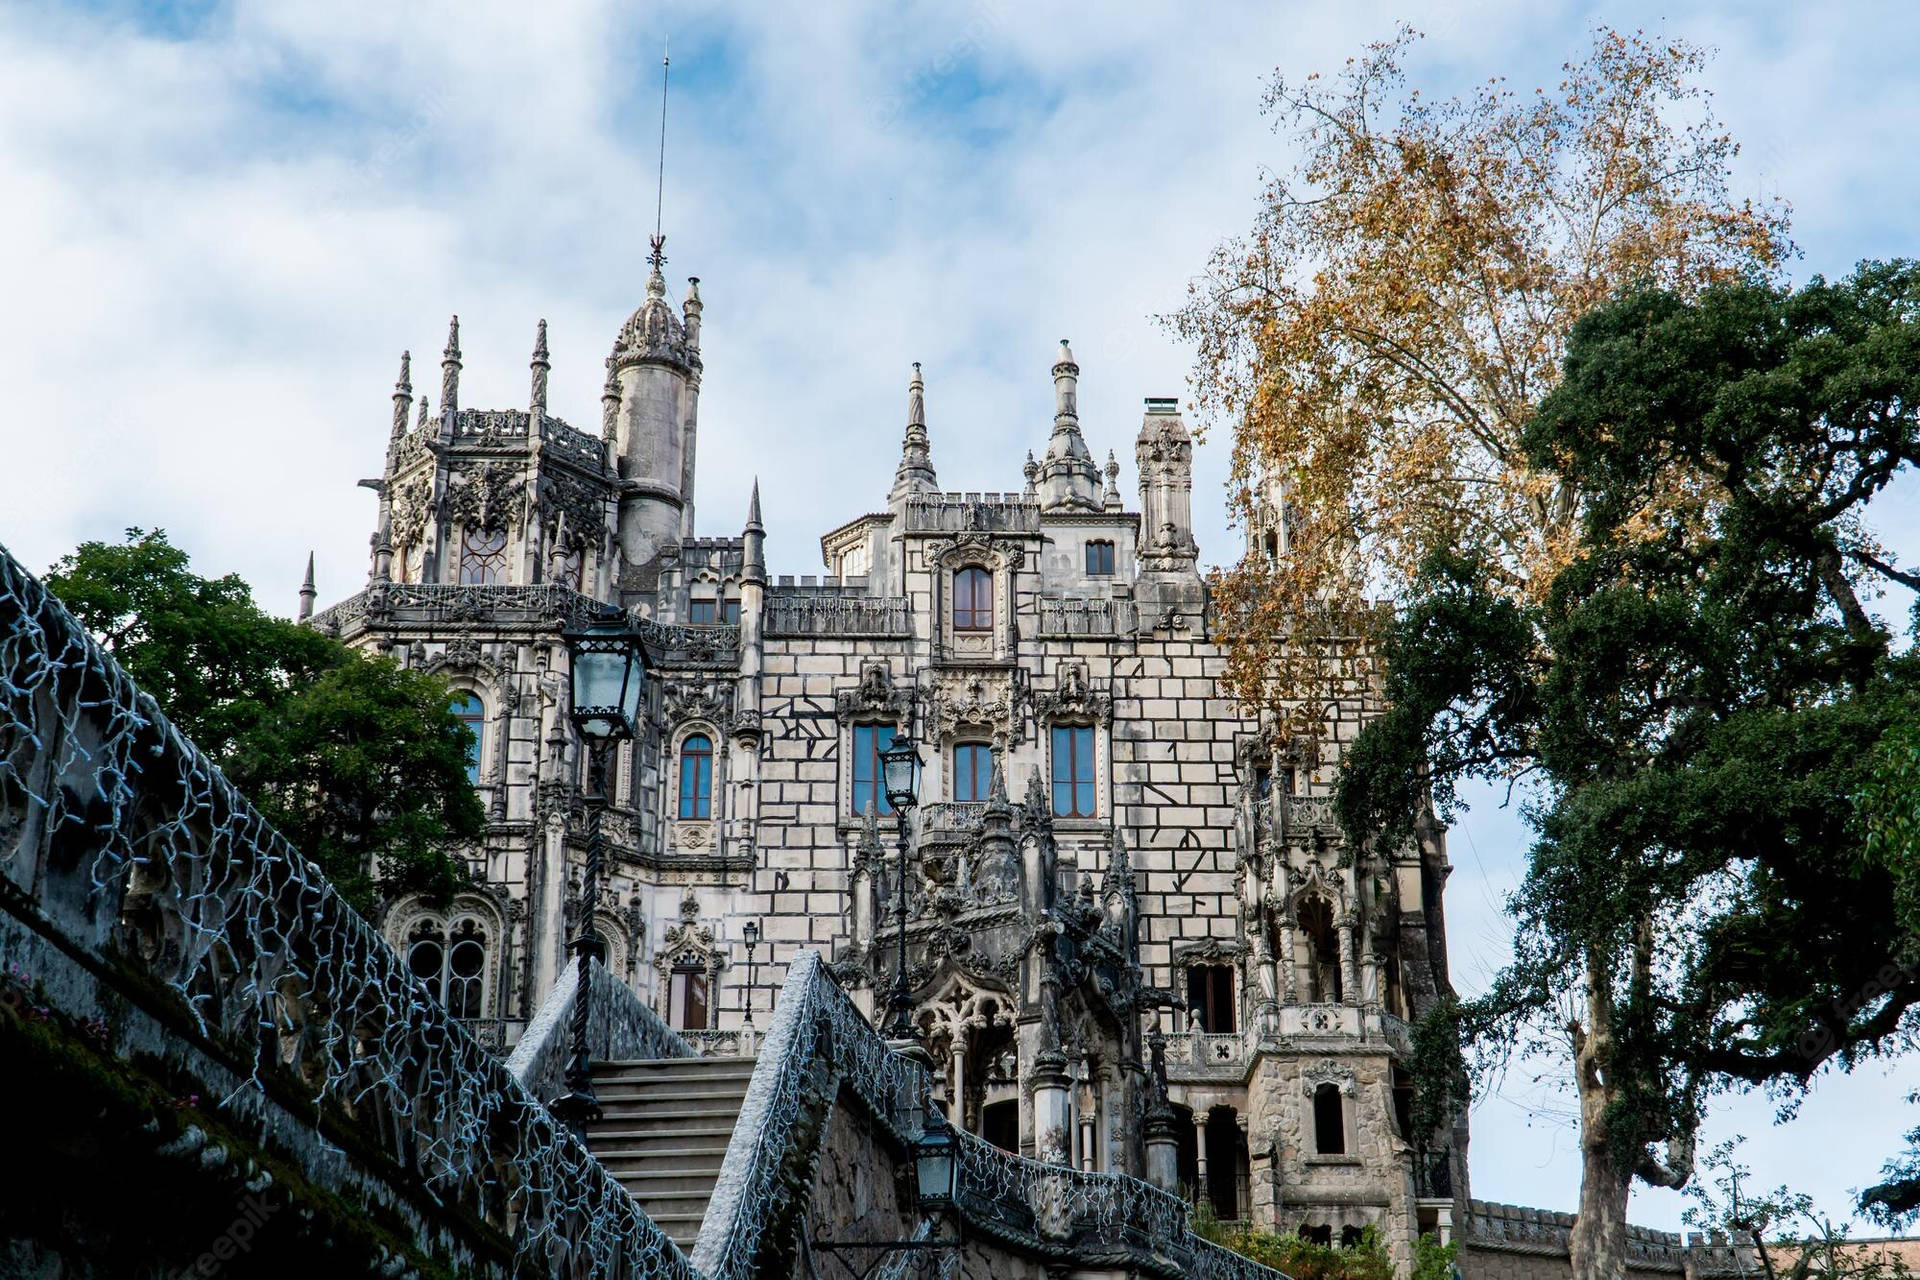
0,544,694,1280
694,950,1289,1280
506,956,696,1103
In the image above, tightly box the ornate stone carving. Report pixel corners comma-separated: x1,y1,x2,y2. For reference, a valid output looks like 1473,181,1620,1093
1033,660,1112,725
445,462,526,533
835,659,911,725
926,668,1021,743
389,474,434,547
1301,1058,1358,1096
664,679,733,731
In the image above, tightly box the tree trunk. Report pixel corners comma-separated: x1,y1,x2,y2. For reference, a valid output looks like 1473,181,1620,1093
1570,1142,1632,1280
1568,957,1633,1280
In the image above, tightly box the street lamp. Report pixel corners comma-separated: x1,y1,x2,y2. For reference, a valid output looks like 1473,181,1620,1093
878,731,924,1041
550,612,649,1133
742,918,761,1029
812,1107,964,1269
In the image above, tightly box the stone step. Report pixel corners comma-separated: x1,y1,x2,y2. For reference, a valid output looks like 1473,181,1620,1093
577,1055,758,1253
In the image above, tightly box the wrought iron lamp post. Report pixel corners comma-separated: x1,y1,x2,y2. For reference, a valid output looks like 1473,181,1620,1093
550,613,649,1133
878,731,924,1041
742,918,761,1029
812,1107,963,1268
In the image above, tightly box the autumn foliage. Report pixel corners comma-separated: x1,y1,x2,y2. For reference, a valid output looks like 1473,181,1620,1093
1170,26,1792,727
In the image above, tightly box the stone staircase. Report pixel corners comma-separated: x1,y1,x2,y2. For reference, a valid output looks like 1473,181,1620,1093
583,1057,757,1251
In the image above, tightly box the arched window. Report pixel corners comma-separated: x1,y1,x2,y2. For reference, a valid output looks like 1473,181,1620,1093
953,567,993,632
451,692,486,784
953,742,993,803
407,917,489,1021
458,526,509,585
679,734,713,819
1051,725,1096,817
1313,1083,1346,1155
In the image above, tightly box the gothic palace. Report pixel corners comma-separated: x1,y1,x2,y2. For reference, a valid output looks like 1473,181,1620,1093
302,250,1465,1262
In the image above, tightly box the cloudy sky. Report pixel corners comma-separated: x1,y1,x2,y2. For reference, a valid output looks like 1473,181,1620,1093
4,0,1918,1232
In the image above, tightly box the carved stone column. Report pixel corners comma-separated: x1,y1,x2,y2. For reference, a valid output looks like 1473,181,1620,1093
1030,1053,1072,1166
1337,916,1359,1006
951,1041,969,1134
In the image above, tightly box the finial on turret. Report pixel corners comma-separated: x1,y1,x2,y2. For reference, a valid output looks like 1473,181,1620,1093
890,361,938,502
1052,338,1079,427
601,362,620,440
297,551,316,623
742,478,767,584
530,319,550,417
391,350,413,442
1023,450,1039,498
416,394,429,428
1103,450,1122,509
440,316,462,414
683,277,703,349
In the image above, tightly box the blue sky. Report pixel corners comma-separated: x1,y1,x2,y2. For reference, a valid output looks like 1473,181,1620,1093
3,0,1917,1233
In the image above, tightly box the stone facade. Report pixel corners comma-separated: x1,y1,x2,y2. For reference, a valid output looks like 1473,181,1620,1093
304,255,1461,1266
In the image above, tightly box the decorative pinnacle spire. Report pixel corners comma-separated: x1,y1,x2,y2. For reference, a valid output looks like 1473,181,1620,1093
391,350,413,441
742,478,767,584
416,394,429,428
1104,449,1122,508
1023,450,1039,497
1053,338,1079,427
440,316,461,413
890,361,938,501
530,319,550,416
683,277,703,349
601,362,620,440
297,552,317,622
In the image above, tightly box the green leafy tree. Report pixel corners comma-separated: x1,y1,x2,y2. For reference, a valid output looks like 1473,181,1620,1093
1339,264,1920,1280
46,529,482,913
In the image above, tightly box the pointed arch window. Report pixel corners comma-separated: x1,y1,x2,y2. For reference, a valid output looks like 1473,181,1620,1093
407,917,489,1021
459,526,509,585
679,734,713,820
953,567,993,632
451,692,486,783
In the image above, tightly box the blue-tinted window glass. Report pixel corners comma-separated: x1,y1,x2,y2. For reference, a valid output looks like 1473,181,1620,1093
679,734,713,819
451,693,485,783
1051,725,1096,817
954,743,993,802
851,724,896,817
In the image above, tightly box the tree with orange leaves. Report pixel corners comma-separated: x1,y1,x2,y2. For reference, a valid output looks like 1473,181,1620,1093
1170,25,1792,730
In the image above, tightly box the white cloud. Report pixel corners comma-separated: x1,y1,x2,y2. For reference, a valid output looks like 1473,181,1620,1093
2,0,1916,1231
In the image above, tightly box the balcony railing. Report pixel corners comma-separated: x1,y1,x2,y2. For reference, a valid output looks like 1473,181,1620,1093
764,594,911,637
1038,596,1136,636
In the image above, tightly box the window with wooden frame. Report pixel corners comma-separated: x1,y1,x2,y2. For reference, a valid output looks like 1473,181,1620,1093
952,566,993,632
1051,724,1096,818
953,742,993,803
678,734,714,820
1084,540,1115,575
851,723,896,817
1186,963,1236,1033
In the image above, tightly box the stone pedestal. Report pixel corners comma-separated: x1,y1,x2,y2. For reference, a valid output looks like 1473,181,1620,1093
1144,1109,1181,1194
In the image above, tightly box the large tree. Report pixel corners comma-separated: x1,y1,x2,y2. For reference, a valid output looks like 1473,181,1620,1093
1339,265,1920,1280
47,529,483,913
1169,25,1792,729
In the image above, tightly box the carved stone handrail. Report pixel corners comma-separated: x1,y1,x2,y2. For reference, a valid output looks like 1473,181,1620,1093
0,545,694,1280
506,957,697,1104
693,949,1289,1280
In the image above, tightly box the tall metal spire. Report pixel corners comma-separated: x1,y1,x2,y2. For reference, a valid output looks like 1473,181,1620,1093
649,44,670,272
